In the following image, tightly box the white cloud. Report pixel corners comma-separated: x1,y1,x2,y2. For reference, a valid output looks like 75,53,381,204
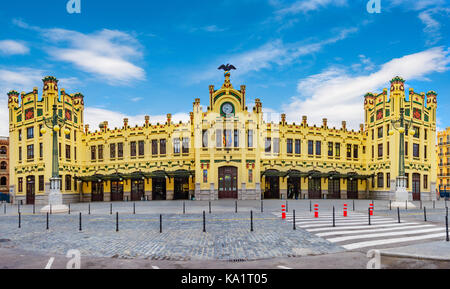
276,0,348,15
0,40,29,56
14,20,146,84
84,107,190,131
192,27,358,83
281,47,450,129
418,8,450,45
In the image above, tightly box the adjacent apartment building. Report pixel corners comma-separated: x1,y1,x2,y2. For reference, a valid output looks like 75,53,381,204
0,137,9,202
438,127,450,194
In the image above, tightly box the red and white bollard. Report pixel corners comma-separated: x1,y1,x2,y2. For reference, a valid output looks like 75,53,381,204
343,204,348,217
314,204,319,218
369,203,374,216
282,205,286,219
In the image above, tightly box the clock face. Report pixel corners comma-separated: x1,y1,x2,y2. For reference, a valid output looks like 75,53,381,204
222,103,233,116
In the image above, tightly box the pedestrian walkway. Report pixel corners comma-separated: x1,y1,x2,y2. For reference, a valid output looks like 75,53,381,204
275,212,447,251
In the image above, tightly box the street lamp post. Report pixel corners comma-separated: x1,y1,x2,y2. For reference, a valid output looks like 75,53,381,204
40,104,69,213
389,107,416,209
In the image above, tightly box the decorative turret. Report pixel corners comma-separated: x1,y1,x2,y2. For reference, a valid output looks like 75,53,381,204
167,114,172,125
281,114,286,125
145,115,150,126
390,76,405,95
99,121,108,132
7,90,19,109
42,76,59,108
302,116,307,127
341,121,347,131
322,118,328,129
254,98,262,113
426,91,437,108
123,118,129,129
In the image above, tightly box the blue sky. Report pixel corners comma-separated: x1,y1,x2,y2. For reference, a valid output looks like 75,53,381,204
0,0,449,135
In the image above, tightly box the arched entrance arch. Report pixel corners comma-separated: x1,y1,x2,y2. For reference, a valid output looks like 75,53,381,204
218,166,238,199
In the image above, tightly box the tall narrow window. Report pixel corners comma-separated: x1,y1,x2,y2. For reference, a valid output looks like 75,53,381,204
98,145,103,160
130,141,136,157
216,130,222,148
66,145,71,160
110,143,116,159
387,173,390,188
328,142,333,157
315,141,321,156
152,140,158,155
273,138,280,154
287,139,293,154
377,173,384,188
173,138,180,154
160,139,166,155
19,147,22,161
335,143,340,157
202,130,208,148
405,141,408,157
39,175,44,191
378,143,383,158
138,140,145,156
424,175,428,189
91,146,96,160
39,143,43,158
265,138,271,153
308,140,314,155
295,140,301,155
353,145,358,159
182,138,189,153
27,127,34,139
234,130,239,148
118,143,123,158
27,144,34,160
347,144,352,158
413,143,419,158
247,130,253,148
18,177,23,192
424,145,427,159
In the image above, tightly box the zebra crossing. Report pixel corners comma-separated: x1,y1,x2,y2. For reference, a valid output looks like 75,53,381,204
276,212,447,250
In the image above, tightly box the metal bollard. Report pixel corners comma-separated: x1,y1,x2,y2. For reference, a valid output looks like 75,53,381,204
286,200,288,213
397,207,401,223
446,214,449,242
310,200,312,212
293,210,296,230
79,212,82,231
420,200,422,210
353,200,355,211
433,200,435,209
261,200,263,213
110,203,112,215
251,210,254,232
209,201,211,214
406,200,408,211
50,204,52,215
116,212,119,232
18,212,21,228
33,204,35,215
160,214,162,233
46,212,49,230
235,200,237,213
368,208,371,226
18,203,20,214
203,211,206,233
68,203,71,215
88,204,90,215
133,202,136,215
333,206,335,227
390,200,392,211
424,207,427,222
183,201,185,214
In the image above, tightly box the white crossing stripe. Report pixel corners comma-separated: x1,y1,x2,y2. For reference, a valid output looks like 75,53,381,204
299,220,396,228
277,211,447,250
342,233,448,250
277,265,292,269
328,228,444,243
45,257,55,269
316,224,436,237
307,222,420,232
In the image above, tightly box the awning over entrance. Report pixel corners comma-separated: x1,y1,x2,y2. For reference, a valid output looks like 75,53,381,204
75,170,195,182
260,169,374,180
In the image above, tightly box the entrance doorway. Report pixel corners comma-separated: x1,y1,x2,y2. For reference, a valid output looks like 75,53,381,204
152,178,166,200
91,181,104,202
412,173,421,201
347,179,358,199
26,176,35,205
111,181,124,201
131,179,145,201
308,178,321,199
287,177,301,199
264,176,280,199
174,177,189,200
328,178,341,199
218,167,238,199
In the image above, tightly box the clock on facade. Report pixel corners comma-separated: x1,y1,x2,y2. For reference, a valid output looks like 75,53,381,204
221,102,234,117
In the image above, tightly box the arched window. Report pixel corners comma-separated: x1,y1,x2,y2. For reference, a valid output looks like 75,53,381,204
0,177,6,186
0,146,6,155
0,162,6,170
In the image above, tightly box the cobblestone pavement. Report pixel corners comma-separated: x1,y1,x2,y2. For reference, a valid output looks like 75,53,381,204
0,200,447,262
0,211,343,261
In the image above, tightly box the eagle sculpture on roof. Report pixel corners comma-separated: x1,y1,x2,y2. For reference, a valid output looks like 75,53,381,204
218,64,236,71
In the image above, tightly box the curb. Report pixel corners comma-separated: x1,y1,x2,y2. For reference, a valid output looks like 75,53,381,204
380,251,450,262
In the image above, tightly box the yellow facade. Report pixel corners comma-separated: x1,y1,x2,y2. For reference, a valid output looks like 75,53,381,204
8,74,437,204
438,127,450,192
